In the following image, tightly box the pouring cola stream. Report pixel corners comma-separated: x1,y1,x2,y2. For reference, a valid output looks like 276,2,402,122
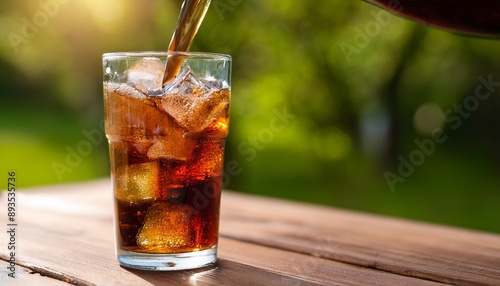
163,0,211,86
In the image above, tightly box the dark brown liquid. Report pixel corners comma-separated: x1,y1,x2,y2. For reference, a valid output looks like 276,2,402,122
111,137,225,253
163,0,211,85
366,0,500,37
116,174,222,253
104,83,229,254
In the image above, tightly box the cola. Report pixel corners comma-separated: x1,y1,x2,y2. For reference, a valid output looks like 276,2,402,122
103,52,231,270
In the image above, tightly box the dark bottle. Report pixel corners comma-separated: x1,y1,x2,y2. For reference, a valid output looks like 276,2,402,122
365,0,500,37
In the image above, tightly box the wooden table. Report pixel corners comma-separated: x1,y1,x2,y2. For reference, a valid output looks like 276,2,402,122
1,179,499,285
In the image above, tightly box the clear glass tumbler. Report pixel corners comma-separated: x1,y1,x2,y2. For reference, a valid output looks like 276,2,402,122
102,52,231,270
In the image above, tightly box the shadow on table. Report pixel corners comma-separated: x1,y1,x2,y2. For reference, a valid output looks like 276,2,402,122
122,259,310,285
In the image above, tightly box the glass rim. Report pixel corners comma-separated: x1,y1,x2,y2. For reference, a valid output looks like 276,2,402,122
103,51,231,60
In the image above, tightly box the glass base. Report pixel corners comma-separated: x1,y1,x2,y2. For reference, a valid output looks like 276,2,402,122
117,246,217,271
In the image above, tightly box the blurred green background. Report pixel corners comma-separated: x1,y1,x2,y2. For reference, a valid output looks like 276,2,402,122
1,1,499,233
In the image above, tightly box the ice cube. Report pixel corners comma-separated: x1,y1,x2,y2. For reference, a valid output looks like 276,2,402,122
147,136,196,161
127,58,165,95
161,83,230,133
163,66,209,95
191,142,224,179
170,141,224,183
131,140,154,155
105,82,153,102
202,77,228,90
104,83,176,138
202,114,229,139
136,201,194,252
115,161,160,202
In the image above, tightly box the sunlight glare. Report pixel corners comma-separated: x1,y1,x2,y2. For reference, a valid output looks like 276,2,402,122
85,0,125,32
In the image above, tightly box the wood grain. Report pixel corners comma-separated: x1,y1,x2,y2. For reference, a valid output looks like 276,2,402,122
219,191,500,285
0,180,447,285
3,179,496,285
0,260,71,286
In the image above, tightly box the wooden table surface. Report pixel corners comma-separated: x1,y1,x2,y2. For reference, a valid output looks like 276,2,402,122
1,179,499,285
